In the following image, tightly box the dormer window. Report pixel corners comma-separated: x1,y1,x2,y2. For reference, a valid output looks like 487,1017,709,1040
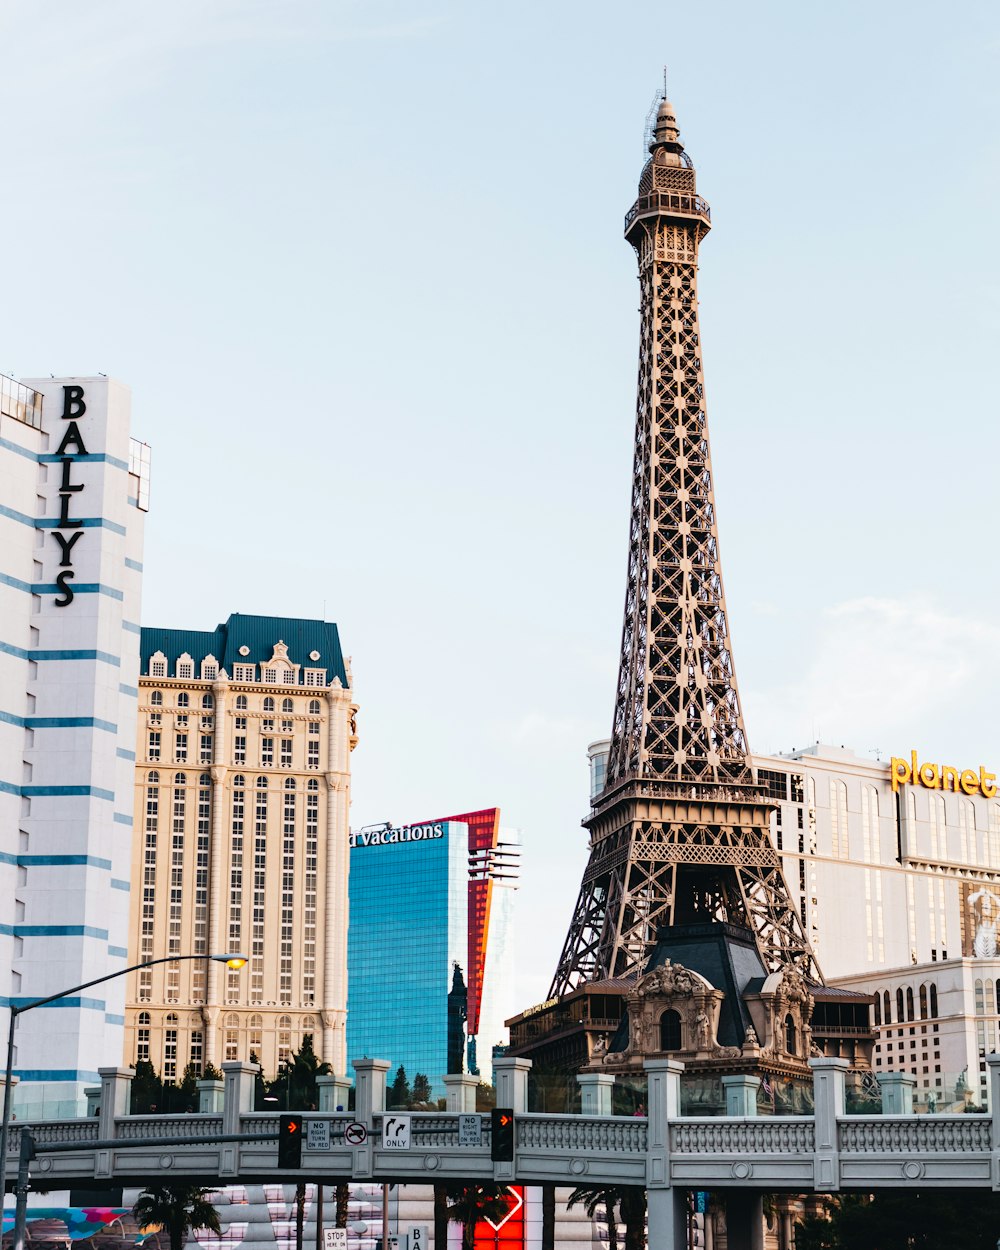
150,651,167,679
232,664,255,682
201,655,219,681
304,668,326,687
176,653,195,680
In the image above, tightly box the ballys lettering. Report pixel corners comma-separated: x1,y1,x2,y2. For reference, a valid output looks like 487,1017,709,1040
52,384,88,606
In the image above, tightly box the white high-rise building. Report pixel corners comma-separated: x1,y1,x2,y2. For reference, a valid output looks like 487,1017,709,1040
0,373,148,1119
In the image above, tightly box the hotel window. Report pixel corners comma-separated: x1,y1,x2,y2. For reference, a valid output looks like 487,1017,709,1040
862,787,880,864
281,719,293,732
263,697,275,712
225,1013,239,1062
177,714,188,727
236,695,248,710
261,737,274,766
202,660,218,681
960,800,976,866
307,741,319,769
190,1030,203,1071
280,781,296,1003
234,735,246,764
308,721,320,736
929,794,944,860
249,1014,263,1052
250,780,268,1004
176,658,195,680
280,739,293,768
150,654,167,678
830,780,848,859
757,768,788,802
304,779,318,1003
308,700,321,716
200,735,213,763
262,717,274,730
164,1016,178,1081
233,664,255,682
235,716,246,730
175,733,188,762
304,668,326,687
148,731,161,760
151,690,163,706
278,1015,292,1064
262,667,279,684
202,692,214,709
282,698,294,713
136,1011,151,1064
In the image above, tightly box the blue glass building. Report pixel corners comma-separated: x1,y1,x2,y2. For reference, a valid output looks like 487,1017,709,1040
346,821,469,1100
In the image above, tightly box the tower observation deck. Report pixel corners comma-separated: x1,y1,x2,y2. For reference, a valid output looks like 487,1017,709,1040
551,96,820,996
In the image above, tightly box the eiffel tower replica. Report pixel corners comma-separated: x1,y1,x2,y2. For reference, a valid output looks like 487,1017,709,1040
549,91,819,999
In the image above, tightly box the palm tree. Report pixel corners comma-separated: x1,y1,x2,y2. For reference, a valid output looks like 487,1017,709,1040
567,1187,620,1250
132,1184,222,1250
445,1184,513,1250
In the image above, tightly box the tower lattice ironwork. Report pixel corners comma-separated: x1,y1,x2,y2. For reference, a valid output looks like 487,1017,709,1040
551,95,819,997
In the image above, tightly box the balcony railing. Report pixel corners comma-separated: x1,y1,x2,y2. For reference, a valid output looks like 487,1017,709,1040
625,192,712,231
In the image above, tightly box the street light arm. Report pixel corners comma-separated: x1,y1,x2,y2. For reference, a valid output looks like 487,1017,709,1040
10,952,244,1018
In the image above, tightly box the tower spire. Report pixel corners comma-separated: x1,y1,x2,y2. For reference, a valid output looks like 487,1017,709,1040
550,89,818,996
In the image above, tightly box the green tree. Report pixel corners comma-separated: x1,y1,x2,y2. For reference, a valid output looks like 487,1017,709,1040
475,1083,495,1111
567,1187,620,1250
446,1184,513,1250
410,1074,432,1107
267,1034,331,1109
176,1062,201,1112
130,1060,163,1115
619,1187,646,1250
335,1184,350,1230
387,1065,411,1109
794,1190,1000,1249
132,1185,221,1250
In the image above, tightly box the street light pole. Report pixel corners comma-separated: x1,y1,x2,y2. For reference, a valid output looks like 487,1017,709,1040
0,950,247,1194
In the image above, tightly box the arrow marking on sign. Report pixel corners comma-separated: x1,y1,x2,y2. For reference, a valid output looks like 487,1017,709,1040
484,1187,523,1231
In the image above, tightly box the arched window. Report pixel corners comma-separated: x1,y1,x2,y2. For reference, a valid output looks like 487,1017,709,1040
919,984,928,1019
282,698,294,713
896,988,905,1021
975,979,984,1015
930,983,938,1018
830,780,849,858
177,692,190,708
309,700,321,716
138,1011,151,1025
307,778,319,792
236,695,248,711
232,774,245,789
200,772,211,786
263,697,275,712
174,771,186,785
202,693,214,709
873,994,882,1026
785,1014,797,1055
906,987,914,1021
256,776,268,789
659,1010,681,1051
148,770,160,785
249,1014,263,1051
862,786,880,863
883,990,891,1024
151,690,163,706
166,1012,178,1024
285,777,296,790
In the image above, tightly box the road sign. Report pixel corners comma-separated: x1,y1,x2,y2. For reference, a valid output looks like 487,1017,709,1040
457,1114,482,1146
484,1187,522,1231
344,1122,368,1145
409,1226,428,1250
382,1114,411,1150
307,1121,331,1150
324,1230,348,1250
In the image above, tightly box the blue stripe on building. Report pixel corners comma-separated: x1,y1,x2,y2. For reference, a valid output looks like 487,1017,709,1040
116,747,136,760
0,640,120,666
119,684,138,697
18,855,113,869
38,451,129,470
111,879,130,892
35,516,128,536
20,785,114,801
124,559,143,572
123,620,141,634
107,946,128,958
11,1070,103,1083
3,996,105,1011
15,925,109,940
104,1014,126,1026
0,711,118,733
113,812,133,825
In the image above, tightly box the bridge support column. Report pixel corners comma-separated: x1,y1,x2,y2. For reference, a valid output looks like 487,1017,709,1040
95,1067,133,1177
644,1058,682,1187
724,1193,764,1250
577,1072,615,1117
197,1078,224,1114
809,1056,848,1192
220,1060,259,1176
646,1188,686,1250
493,1056,531,1112
352,1059,389,1179
878,1071,915,1115
316,1074,352,1112
721,1074,760,1117
987,1053,1000,1185
443,1074,479,1113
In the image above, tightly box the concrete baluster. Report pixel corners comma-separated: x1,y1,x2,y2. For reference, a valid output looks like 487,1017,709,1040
492,1056,531,1112
197,1079,225,1114
809,1057,848,1192
95,1067,134,1177
577,1072,615,1117
316,1073,352,1112
878,1071,915,1116
722,1074,761,1118
987,1053,1000,1186
443,1074,479,1113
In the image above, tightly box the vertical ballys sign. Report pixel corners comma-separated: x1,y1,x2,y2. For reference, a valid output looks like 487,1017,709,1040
53,385,88,607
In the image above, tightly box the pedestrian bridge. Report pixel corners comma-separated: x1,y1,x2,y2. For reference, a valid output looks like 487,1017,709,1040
5,1056,1000,1250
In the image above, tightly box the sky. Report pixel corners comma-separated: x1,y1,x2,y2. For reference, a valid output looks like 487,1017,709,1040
2,0,999,1017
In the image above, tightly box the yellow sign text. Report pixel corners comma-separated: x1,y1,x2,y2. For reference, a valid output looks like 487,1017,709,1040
891,751,997,799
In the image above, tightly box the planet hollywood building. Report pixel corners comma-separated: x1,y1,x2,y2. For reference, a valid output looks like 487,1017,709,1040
0,373,149,1119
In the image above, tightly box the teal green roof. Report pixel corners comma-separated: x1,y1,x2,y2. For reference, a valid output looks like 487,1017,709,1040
140,613,347,685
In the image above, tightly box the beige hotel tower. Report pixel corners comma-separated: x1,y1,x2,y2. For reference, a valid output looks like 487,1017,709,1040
124,615,357,1080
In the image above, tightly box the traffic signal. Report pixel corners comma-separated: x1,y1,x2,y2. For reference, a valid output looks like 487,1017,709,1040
491,1107,514,1162
278,1113,303,1168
